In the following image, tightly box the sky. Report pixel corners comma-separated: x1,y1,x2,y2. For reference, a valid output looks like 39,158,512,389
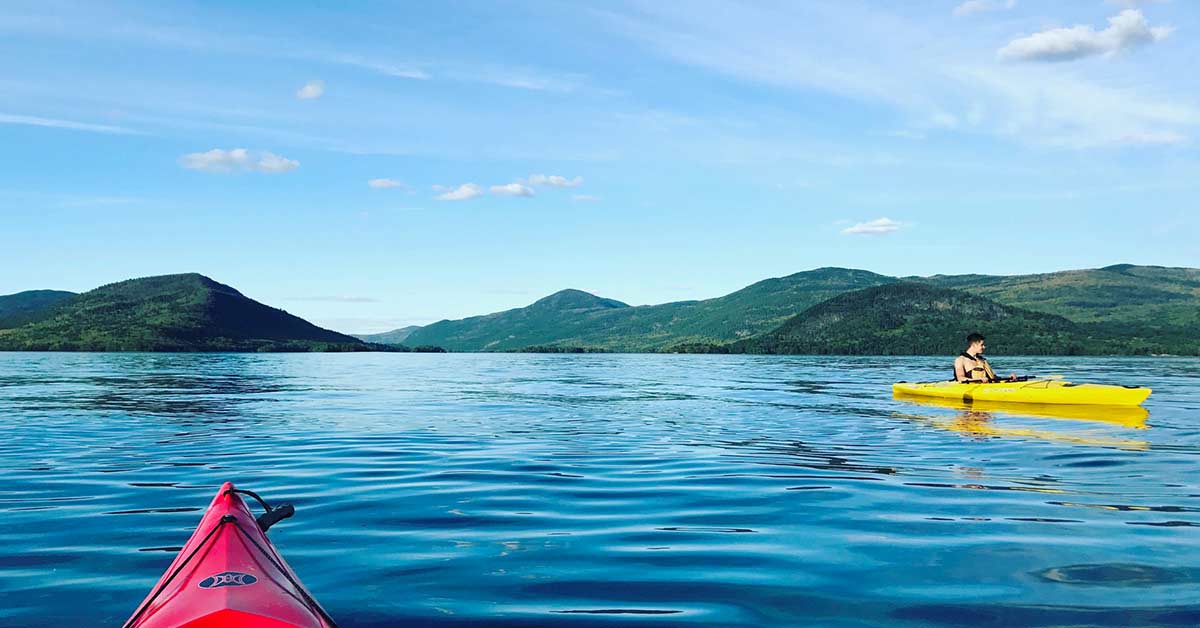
1,0,1197,333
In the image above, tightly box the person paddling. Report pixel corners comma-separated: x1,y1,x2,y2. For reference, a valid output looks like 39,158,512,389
954,333,1017,383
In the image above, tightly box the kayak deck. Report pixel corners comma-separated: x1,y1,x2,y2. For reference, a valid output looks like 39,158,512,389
893,379,1151,406
124,483,332,628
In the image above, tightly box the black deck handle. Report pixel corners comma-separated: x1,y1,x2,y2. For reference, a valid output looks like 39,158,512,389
256,504,295,532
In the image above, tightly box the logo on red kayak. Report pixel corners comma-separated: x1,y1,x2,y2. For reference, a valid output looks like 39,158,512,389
199,571,258,589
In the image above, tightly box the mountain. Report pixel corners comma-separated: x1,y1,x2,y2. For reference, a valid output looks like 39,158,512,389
730,282,1137,355
406,264,1198,353
404,289,632,351
0,274,368,352
0,290,77,328
355,325,423,345
914,264,1200,329
404,268,893,351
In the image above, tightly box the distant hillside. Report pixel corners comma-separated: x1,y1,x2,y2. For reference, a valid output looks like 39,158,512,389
405,289,632,351
0,274,368,352
0,290,77,329
355,325,422,345
406,268,893,351
915,264,1200,329
728,283,1148,355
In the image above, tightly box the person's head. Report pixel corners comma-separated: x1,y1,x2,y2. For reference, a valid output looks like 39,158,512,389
966,332,986,354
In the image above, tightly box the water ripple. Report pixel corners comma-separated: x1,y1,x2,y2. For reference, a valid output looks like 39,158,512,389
0,353,1197,627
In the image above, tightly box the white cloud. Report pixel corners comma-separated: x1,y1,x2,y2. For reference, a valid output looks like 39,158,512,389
180,148,299,173
841,217,903,235
998,10,1173,62
527,174,584,187
0,112,137,135
953,0,1016,18
490,182,535,197
434,183,483,201
256,151,300,173
296,80,325,100
572,194,600,202
368,178,407,189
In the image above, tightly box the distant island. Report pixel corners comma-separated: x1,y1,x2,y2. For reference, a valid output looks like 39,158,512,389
2,264,1197,355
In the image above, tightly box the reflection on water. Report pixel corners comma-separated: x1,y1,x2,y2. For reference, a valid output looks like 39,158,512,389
895,409,1150,450
0,353,1198,627
893,393,1153,449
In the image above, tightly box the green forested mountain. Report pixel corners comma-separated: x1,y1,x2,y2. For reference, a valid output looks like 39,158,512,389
404,264,1197,353
0,290,77,329
727,283,1148,355
5,264,1195,354
354,325,423,345
0,274,368,352
404,268,893,351
403,289,632,351
914,264,1200,328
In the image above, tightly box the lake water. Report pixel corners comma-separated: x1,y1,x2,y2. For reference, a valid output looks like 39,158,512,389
0,353,1198,627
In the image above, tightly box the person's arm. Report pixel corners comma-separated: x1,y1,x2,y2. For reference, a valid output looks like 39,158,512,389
954,358,969,382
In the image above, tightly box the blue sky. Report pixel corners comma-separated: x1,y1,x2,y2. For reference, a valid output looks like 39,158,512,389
1,0,1197,333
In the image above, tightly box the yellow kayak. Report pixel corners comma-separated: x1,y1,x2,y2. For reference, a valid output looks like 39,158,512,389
892,379,1151,406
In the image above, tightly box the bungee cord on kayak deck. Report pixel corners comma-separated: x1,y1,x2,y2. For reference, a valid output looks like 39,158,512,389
226,517,340,628
122,515,230,628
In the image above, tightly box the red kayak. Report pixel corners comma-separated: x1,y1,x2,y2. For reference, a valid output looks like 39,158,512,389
124,482,335,628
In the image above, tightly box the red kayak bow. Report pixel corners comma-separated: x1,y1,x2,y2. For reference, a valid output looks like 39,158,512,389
124,482,335,628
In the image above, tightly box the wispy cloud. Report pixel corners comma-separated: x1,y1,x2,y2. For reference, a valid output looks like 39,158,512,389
320,53,431,80
490,182,535,197
953,0,1016,18
434,183,483,201
180,148,299,173
998,10,1173,62
0,112,139,135
1118,131,1187,145
284,295,381,303
296,80,325,100
368,178,408,190
455,67,584,92
57,195,142,207
841,217,903,235
0,8,585,95
601,3,1196,148
317,317,439,334
527,174,584,188
1106,0,1166,7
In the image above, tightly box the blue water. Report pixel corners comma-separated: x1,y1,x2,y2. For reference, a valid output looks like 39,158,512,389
1,353,1198,627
